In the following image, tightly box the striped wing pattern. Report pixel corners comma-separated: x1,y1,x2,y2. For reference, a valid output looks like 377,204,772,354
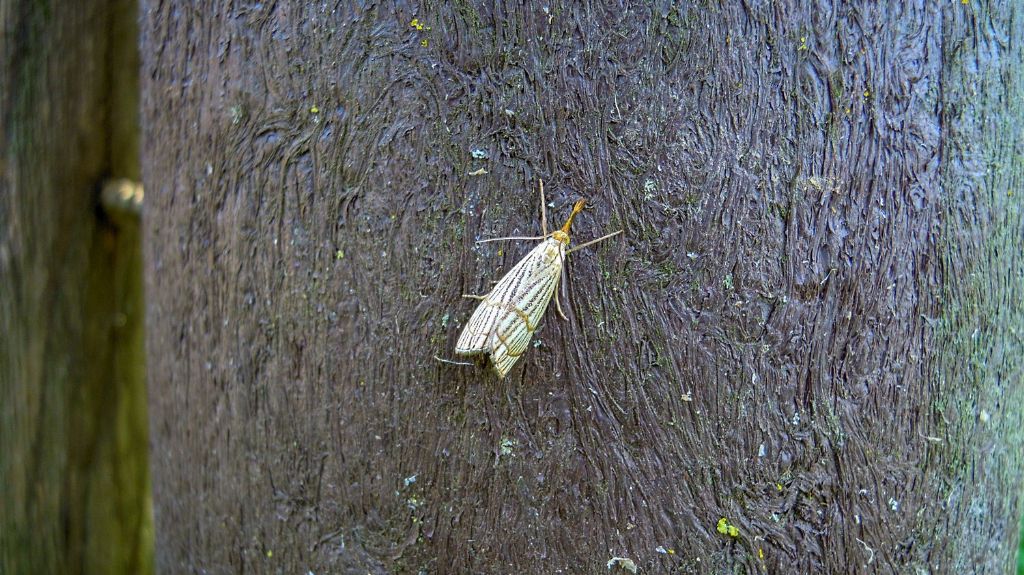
456,238,565,378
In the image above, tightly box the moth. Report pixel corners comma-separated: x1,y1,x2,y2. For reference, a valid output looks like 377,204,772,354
455,180,621,378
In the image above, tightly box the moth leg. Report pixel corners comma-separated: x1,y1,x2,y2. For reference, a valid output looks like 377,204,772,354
554,281,568,321
434,355,474,366
539,178,548,237
565,229,623,254
462,294,488,300
476,234,547,244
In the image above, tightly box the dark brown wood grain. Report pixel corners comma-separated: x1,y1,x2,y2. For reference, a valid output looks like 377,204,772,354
141,2,1024,573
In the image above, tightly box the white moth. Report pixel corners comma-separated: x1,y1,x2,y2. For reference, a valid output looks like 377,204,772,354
455,180,621,378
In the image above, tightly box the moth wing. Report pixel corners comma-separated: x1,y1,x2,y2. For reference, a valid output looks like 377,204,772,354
486,246,563,378
455,242,545,355
456,240,563,378
455,297,501,354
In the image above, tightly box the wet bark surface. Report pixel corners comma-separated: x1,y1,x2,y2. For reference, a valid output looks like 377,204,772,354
141,2,1023,573
1,0,150,573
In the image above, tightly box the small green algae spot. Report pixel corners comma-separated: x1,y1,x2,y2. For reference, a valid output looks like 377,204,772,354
717,517,739,537
409,17,431,46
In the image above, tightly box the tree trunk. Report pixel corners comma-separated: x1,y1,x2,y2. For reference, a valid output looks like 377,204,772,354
0,0,151,573
141,2,1023,573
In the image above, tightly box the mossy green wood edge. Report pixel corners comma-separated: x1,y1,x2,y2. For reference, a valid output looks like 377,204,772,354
0,0,152,572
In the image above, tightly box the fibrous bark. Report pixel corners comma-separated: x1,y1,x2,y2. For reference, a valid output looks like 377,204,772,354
141,2,1023,573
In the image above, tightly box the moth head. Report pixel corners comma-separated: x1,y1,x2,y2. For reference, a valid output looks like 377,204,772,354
554,199,587,244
